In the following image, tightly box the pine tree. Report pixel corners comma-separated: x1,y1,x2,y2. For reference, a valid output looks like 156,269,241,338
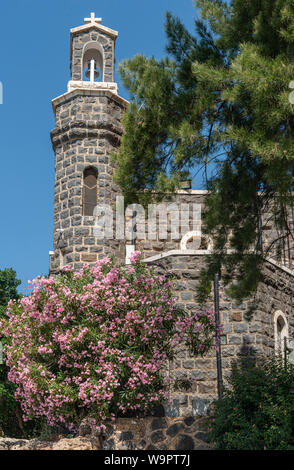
0,268,20,316
113,0,294,301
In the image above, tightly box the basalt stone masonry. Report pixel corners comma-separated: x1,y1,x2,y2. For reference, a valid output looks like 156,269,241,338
99,417,212,451
50,16,128,273
70,29,115,83
0,417,212,451
144,254,294,413
47,15,294,430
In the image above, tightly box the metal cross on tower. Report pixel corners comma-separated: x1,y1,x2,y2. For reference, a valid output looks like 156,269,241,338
84,12,102,24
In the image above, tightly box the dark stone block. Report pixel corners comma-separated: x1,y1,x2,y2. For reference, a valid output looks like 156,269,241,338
119,431,133,441
90,246,103,253
175,435,195,451
192,398,211,417
184,417,195,427
146,444,157,450
166,423,184,437
103,439,115,450
151,431,165,444
151,417,168,431
137,440,146,450
164,400,179,417
148,405,165,417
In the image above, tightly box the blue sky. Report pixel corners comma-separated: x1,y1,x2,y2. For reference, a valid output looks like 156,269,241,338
0,0,198,293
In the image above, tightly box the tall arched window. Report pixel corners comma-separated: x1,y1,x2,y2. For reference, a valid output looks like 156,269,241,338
273,310,288,355
83,167,98,216
82,42,104,82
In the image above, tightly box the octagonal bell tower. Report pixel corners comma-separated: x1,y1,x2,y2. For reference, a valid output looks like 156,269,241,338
49,14,128,273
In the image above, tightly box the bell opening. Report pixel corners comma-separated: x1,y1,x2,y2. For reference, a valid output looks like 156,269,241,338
82,43,104,83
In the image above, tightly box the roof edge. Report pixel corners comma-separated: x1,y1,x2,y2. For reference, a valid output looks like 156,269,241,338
51,87,129,114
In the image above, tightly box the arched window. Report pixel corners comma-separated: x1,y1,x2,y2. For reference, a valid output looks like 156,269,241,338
82,42,104,82
83,167,98,216
273,310,288,355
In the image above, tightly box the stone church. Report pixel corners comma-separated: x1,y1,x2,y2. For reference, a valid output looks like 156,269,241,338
48,14,294,448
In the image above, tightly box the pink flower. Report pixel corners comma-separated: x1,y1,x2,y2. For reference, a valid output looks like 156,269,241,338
0,256,215,432
130,251,142,264
61,265,73,272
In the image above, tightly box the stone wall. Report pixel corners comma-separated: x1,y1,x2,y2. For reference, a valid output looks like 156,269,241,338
254,258,294,354
144,254,294,415
71,27,115,83
50,91,127,273
100,417,211,451
134,192,206,259
48,16,294,422
134,191,293,266
0,416,211,451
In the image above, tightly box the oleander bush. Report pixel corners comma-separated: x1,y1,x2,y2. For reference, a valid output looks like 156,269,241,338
208,357,294,450
0,253,216,433
0,268,43,437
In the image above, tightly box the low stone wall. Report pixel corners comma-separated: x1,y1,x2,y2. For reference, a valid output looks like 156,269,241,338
0,416,212,451
100,417,211,450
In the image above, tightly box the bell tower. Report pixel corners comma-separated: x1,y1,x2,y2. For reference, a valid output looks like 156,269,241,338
49,14,128,273
69,12,117,90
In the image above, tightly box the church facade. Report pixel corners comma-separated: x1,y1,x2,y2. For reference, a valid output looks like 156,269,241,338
49,15,294,420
